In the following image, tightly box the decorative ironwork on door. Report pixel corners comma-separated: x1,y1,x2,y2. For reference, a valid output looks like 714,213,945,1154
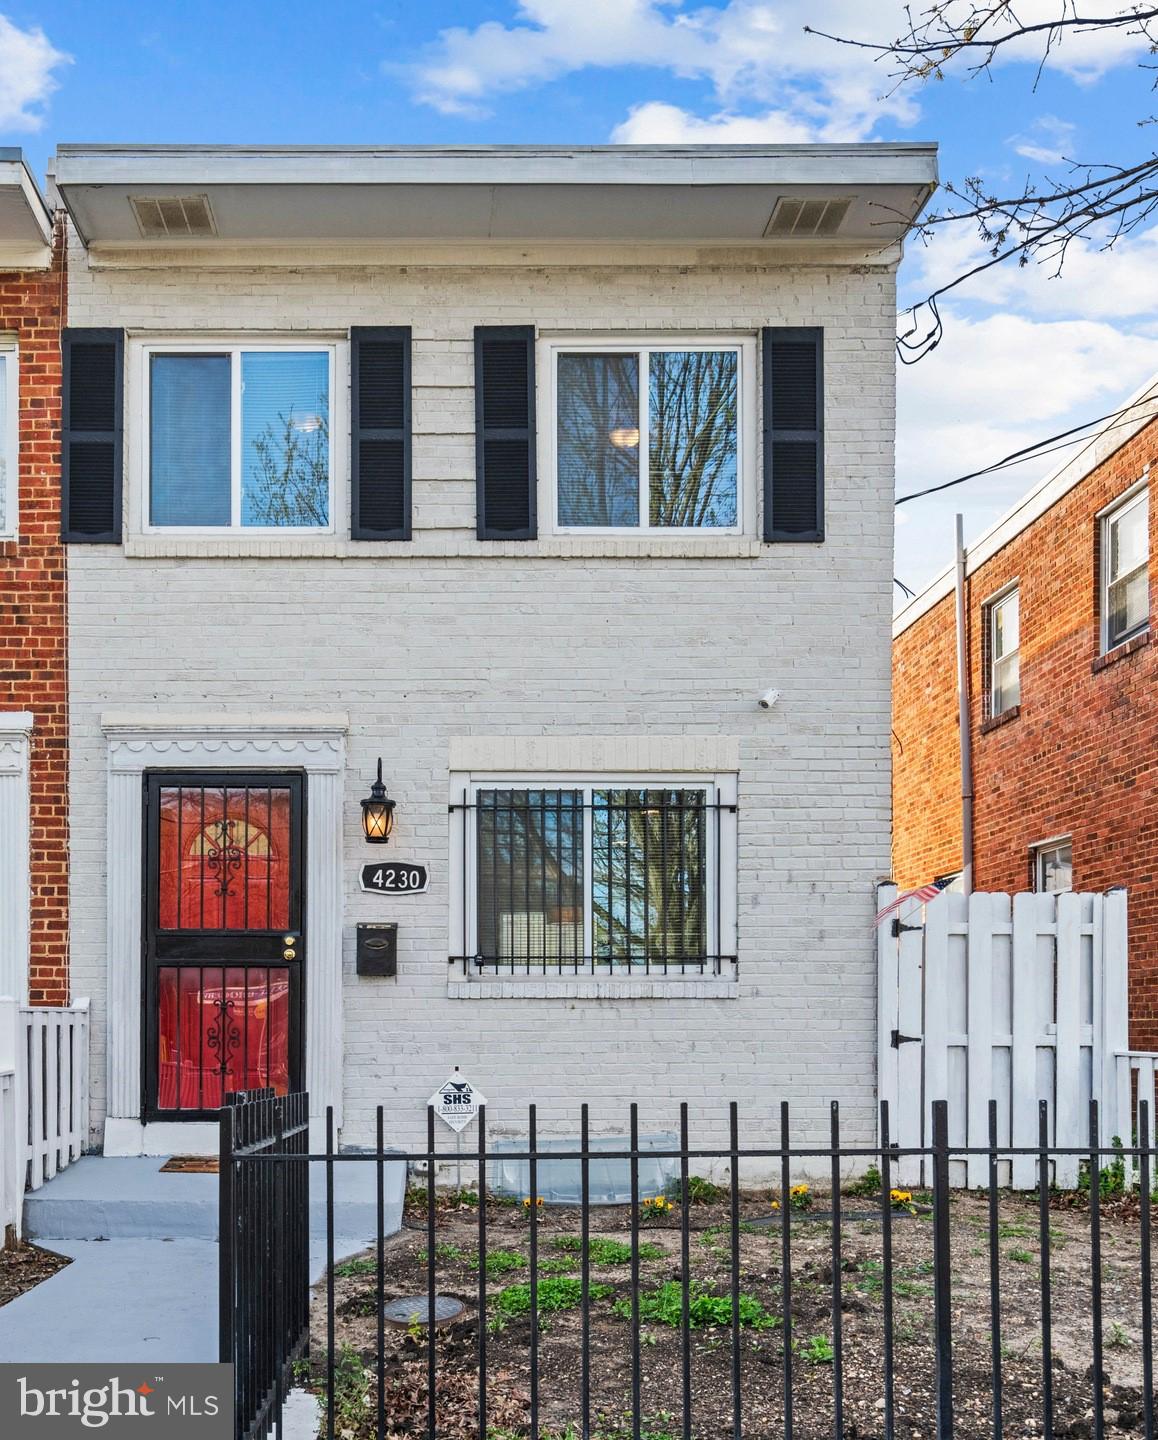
144,774,305,1119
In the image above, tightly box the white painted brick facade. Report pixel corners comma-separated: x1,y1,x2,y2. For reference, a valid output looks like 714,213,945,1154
66,230,896,1162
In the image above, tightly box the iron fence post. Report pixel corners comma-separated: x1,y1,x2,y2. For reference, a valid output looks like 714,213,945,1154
218,1100,235,1369
931,1099,953,1440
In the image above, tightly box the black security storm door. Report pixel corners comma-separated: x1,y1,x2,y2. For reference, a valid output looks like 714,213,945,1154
142,772,306,1120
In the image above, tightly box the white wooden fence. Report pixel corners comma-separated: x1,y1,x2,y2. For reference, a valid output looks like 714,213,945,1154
877,887,1146,1189
0,996,90,1241
0,1000,19,1240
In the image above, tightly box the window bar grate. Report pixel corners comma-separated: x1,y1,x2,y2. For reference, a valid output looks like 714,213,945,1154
451,794,736,976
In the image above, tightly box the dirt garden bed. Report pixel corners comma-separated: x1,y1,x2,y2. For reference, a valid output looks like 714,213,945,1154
307,1184,1152,1439
0,1241,70,1307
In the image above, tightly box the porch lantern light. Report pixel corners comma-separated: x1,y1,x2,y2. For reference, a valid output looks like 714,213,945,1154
361,759,396,844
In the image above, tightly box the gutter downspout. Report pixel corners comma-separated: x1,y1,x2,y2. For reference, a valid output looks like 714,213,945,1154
954,513,974,895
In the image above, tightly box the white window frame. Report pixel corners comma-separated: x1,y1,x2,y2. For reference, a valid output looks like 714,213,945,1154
132,338,344,537
1099,482,1149,654
1032,836,1073,895
0,343,19,540
986,582,1020,717
541,335,756,538
449,770,739,973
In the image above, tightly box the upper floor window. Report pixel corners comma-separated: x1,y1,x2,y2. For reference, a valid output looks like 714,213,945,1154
1101,486,1148,652
0,344,18,539
143,344,334,532
547,338,751,534
1033,838,1072,894
987,586,1020,716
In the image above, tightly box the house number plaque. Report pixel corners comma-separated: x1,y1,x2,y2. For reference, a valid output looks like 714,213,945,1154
360,861,429,895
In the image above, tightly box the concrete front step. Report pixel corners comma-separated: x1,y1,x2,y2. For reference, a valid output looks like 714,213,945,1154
24,1154,407,1242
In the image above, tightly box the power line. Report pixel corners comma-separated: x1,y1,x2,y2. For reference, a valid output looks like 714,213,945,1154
895,396,1158,505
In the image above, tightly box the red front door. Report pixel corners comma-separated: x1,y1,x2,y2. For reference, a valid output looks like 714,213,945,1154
143,772,305,1119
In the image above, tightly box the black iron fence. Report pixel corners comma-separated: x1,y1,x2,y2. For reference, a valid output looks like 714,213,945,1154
219,1088,310,1440
221,1096,1156,1440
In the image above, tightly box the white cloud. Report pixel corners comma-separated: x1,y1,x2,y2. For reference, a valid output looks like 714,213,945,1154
0,14,68,132
612,101,820,145
405,1,920,136
894,309,1158,594
978,0,1155,83
903,218,1158,325
404,0,1150,137
1008,114,1076,165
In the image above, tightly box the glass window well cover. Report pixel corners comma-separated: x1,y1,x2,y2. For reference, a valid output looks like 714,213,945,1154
489,1133,678,1205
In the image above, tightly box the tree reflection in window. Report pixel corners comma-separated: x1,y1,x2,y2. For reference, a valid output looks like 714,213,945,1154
649,351,737,527
248,403,330,527
557,354,639,527
556,347,738,529
593,789,706,965
476,791,584,964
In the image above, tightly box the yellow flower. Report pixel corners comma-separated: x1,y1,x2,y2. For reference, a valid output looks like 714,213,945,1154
771,1200,780,1210
890,1189,913,1206
522,1196,544,1208
791,1184,809,1196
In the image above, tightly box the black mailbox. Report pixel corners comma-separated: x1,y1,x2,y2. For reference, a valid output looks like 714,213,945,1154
356,923,398,977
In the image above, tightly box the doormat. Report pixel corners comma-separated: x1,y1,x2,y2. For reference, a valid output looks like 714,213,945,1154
159,1156,220,1174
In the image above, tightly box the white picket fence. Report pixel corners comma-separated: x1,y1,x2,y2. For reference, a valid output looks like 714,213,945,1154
877,887,1150,1189
0,996,90,1240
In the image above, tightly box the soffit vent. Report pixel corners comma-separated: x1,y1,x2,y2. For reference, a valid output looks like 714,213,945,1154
129,194,217,240
764,196,852,239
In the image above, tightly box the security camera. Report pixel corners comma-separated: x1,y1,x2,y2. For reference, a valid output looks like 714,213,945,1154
758,688,780,710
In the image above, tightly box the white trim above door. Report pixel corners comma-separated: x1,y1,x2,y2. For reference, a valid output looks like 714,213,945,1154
100,712,347,1155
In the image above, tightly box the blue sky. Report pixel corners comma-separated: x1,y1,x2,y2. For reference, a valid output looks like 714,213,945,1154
3,1,1156,595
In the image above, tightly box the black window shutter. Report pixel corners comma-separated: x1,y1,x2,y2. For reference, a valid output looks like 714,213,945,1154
61,328,123,543
351,326,411,540
475,325,536,540
762,327,824,543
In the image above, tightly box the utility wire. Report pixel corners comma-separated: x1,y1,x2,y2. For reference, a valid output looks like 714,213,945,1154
895,396,1158,505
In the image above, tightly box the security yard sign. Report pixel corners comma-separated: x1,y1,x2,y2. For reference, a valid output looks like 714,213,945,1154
429,1072,486,1132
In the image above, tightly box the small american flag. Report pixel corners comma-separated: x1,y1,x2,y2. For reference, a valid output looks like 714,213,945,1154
875,876,952,928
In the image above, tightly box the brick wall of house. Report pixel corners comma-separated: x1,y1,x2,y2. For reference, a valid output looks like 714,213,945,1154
67,232,898,1153
0,221,66,1004
892,414,1158,1047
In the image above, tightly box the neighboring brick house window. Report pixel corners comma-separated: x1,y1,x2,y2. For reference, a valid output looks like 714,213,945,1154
0,343,19,539
139,342,336,533
1100,485,1149,652
450,773,738,975
1032,839,1073,894
986,585,1020,717
544,337,752,535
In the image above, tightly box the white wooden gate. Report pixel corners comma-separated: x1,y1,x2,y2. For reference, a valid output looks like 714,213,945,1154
877,887,1129,1189
0,996,89,1239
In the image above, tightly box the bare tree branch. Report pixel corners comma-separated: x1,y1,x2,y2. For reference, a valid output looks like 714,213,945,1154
811,3,1158,359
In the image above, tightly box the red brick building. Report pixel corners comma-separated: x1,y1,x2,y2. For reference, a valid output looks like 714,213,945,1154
892,374,1158,1046
0,152,67,1006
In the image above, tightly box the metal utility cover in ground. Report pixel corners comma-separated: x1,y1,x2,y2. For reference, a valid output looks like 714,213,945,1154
429,1075,487,1132
382,1296,465,1328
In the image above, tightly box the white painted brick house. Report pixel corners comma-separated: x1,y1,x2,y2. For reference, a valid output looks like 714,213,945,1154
54,144,936,1160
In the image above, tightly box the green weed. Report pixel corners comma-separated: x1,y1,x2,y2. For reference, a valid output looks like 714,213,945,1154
799,1335,834,1364
615,1281,779,1330
552,1236,665,1265
493,1276,614,1319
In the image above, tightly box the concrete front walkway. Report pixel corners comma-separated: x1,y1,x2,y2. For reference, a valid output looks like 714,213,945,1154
0,1239,220,1362
0,1153,405,1364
